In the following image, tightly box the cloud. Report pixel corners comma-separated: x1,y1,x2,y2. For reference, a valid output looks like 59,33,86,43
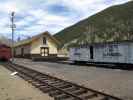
0,0,131,40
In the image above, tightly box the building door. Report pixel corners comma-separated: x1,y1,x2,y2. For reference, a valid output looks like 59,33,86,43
21,48,24,57
90,46,93,59
40,47,49,56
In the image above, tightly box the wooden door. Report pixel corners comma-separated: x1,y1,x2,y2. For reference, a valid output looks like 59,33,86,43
21,48,24,57
90,46,94,59
40,47,49,56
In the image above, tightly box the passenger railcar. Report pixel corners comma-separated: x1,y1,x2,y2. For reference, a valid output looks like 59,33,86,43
0,44,11,61
69,41,133,66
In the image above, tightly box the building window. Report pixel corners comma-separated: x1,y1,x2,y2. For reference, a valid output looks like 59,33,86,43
43,37,47,44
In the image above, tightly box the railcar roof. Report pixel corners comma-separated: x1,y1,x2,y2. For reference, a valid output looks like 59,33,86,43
0,44,11,48
71,40,133,48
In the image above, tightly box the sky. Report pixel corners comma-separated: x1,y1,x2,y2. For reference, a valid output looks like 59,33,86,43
0,0,131,40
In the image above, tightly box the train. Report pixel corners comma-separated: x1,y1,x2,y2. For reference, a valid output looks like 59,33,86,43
69,40,133,67
0,44,11,61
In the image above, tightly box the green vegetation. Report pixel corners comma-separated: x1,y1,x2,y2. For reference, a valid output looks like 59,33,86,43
54,1,133,48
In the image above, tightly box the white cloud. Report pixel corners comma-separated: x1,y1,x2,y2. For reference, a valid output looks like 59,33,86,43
58,0,131,19
4,2,19,13
0,0,131,40
15,16,36,27
0,1,31,13
27,8,76,33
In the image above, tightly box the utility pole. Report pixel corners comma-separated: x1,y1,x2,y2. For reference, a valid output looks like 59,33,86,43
10,12,16,62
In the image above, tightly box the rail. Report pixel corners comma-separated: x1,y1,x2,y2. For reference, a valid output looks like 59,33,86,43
3,62,123,100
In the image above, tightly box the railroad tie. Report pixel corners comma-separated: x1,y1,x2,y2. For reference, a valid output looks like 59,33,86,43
49,90,62,97
54,93,70,100
78,91,97,99
87,95,107,100
72,88,88,95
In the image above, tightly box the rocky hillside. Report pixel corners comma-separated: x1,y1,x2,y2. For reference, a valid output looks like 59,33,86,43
54,1,133,48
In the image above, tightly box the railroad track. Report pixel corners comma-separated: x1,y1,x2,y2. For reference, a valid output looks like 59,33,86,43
3,62,122,100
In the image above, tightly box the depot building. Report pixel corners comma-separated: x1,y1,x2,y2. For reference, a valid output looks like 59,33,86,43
14,31,60,59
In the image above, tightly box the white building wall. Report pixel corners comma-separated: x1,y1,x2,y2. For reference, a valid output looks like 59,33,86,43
69,47,90,61
47,38,58,54
15,44,31,56
30,36,58,54
69,42,133,64
30,38,42,54
94,43,129,63
23,45,31,54
127,43,133,64
15,47,21,55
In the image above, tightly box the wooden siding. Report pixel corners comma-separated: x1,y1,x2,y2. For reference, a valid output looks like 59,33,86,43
15,44,31,57
30,35,57,55
15,34,58,58
47,38,58,54
69,42,133,64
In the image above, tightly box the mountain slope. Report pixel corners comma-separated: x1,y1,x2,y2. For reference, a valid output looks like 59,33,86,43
54,1,133,47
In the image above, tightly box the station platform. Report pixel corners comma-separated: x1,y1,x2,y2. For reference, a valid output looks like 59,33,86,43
0,64,53,100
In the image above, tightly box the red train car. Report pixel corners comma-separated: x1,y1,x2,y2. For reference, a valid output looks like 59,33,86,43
0,44,11,61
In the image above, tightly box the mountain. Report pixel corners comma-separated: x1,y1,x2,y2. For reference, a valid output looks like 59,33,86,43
54,1,133,48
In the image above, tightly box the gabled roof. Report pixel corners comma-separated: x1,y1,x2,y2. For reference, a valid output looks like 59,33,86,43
14,31,60,47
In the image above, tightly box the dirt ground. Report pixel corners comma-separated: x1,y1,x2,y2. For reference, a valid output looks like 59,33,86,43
14,58,133,100
0,64,53,100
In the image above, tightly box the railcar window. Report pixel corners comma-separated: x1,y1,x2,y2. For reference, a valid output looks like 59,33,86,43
75,48,78,52
109,45,113,53
74,48,81,56
103,44,121,56
108,44,118,53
